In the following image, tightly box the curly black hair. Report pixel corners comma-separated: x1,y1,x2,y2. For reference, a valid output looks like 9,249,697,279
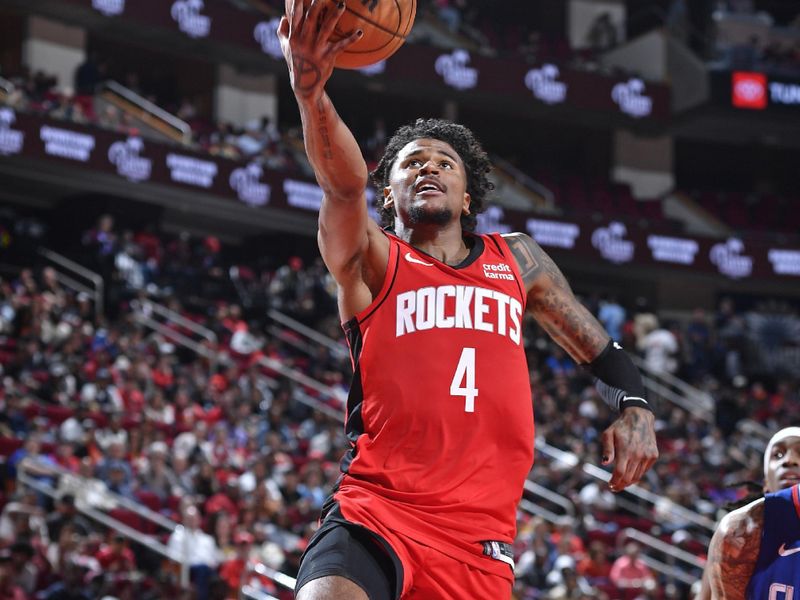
371,118,494,232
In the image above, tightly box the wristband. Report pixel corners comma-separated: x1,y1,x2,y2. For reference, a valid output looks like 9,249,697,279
585,340,652,414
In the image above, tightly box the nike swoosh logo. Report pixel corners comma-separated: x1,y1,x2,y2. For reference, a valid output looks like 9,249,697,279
778,543,800,557
404,252,434,267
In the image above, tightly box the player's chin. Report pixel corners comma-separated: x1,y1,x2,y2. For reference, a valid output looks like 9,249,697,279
407,204,453,226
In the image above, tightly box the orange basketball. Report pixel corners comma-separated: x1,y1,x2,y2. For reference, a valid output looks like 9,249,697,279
330,0,416,70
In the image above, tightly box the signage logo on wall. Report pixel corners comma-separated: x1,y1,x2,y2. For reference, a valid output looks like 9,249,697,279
254,18,283,59
476,206,512,234
647,235,699,265
770,81,800,106
41,125,95,162
167,153,218,188
611,78,653,118
767,249,800,276
171,0,212,39
0,108,24,156
92,0,125,16
526,219,580,249
732,71,767,110
435,50,478,90
524,64,567,105
710,238,753,278
108,136,152,182
230,162,271,206
284,179,324,211
592,222,634,263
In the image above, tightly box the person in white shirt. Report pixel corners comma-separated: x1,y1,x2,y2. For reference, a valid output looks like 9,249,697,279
167,505,220,600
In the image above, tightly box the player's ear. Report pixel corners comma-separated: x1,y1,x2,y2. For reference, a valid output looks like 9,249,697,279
462,192,471,215
383,186,394,209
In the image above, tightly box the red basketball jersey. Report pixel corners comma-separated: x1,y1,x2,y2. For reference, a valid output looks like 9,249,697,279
335,231,535,579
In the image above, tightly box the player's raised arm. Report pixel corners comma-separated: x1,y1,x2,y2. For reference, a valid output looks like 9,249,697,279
277,1,387,297
503,232,658,491
696,500,763,600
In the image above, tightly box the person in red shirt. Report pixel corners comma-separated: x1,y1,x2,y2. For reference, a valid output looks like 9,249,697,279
609,542,656,592
278,3,658,598
576,540,613,584
94,533,136,572
219,531,253,598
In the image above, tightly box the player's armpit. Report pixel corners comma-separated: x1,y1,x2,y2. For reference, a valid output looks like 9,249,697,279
503,232,608,363
702,499,763,600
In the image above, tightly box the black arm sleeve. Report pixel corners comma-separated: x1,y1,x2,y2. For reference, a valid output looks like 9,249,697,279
585,340,652,413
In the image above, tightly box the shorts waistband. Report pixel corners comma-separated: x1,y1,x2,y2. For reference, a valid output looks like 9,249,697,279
481,541,515,569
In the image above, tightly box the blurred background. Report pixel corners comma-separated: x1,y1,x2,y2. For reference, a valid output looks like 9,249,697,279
0,0,799,598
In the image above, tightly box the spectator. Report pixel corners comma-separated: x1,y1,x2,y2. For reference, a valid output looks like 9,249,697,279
576,540,612,585
637,315,679,374
219,531,254,597
609,542,657,592
167,505,221,600
598,295,626,343
0,549,27,600
587,13,618,51
73,53,101,96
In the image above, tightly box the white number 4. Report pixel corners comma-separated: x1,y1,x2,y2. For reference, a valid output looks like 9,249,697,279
451,347,478,413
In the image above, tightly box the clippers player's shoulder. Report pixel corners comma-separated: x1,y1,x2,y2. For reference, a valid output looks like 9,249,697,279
705,497,764,594
501,232,569,293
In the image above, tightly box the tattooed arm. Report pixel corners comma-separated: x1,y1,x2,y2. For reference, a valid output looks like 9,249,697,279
697,499,763,600
278,0,388,318
503,232,658,490
503,232,607,361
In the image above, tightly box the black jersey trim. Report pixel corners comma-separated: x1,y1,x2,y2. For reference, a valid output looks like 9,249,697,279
340,320,366,474
408,234,485,270
361,245,401,324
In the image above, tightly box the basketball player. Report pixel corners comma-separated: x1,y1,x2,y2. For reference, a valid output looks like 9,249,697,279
698,427,800,599
277,2,658,598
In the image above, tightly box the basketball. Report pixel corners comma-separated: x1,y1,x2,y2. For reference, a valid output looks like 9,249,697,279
331,0,417,69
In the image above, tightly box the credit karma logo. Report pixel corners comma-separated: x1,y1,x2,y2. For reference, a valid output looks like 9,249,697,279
732,72,767,110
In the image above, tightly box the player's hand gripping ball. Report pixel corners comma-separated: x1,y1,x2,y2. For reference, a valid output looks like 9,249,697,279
329,0,417,69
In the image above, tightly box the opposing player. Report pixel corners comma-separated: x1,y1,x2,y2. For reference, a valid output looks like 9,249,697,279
698,427,800,599
277,2,658,598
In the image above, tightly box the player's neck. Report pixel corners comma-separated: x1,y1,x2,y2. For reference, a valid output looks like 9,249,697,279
395,221,470,265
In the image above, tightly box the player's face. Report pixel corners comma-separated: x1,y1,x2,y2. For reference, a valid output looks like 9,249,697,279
765,436,800,493
384,138,471,227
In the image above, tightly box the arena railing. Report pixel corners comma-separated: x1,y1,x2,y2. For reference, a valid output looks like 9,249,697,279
39,246,105,319
630,354,715,421
244,563,297,599
536,438,717,537
620,527,705,586
16,463,191,588
130,298,219,372
131,298,346,420
267,309,350,361
100,80,192,146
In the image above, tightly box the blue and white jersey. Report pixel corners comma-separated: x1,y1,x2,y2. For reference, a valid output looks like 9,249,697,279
748,484,800,599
